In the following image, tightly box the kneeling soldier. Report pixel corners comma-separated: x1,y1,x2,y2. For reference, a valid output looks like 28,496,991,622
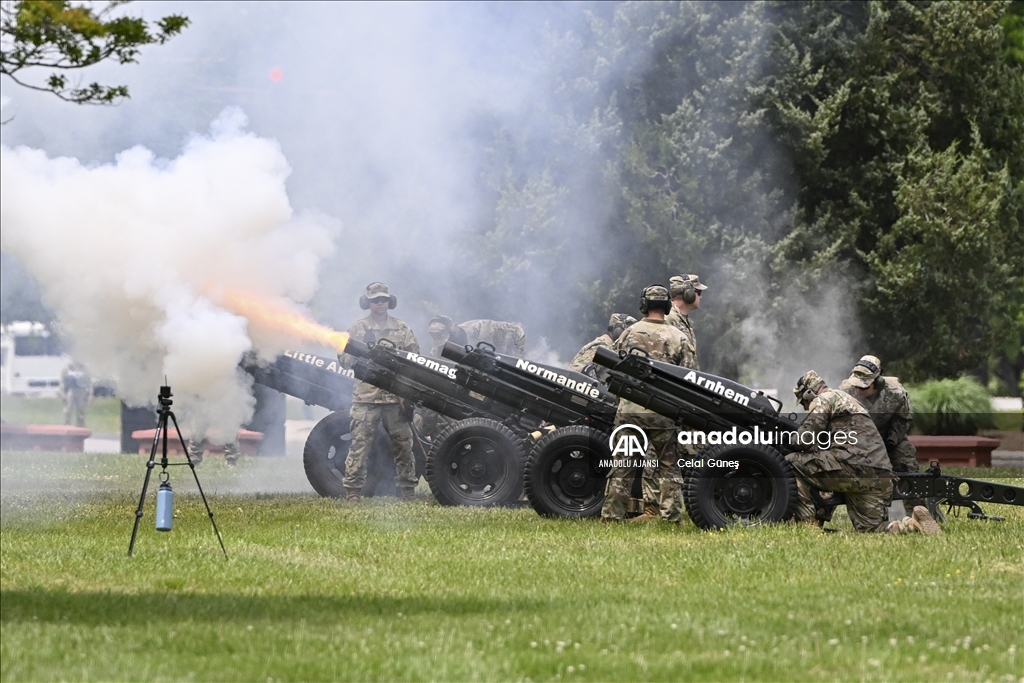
787,371,939,534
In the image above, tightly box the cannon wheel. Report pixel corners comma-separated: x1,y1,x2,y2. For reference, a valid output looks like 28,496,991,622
525,426,609,518
683,443,798,529
302,409,403,498
425,418,525,507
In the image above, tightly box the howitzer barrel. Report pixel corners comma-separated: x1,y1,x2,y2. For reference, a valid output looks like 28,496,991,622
441,341,618,432
243,351,354,412
338,341,503,424
593,346,800,438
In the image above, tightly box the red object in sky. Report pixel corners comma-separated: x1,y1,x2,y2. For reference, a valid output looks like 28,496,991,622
269,68,284,82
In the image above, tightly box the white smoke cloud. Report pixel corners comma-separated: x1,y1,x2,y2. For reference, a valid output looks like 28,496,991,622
0,107,335,438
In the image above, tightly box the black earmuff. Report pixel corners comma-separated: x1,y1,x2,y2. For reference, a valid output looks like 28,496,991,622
682,285,697,305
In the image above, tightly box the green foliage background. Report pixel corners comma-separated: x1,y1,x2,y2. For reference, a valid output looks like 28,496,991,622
455,0,1024,389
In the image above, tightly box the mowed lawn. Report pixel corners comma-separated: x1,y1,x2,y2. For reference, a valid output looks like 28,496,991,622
1,452,1022,682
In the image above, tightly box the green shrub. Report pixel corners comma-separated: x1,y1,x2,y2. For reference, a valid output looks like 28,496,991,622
908,377,993,435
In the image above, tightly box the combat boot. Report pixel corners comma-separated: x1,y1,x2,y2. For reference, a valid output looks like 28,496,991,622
345,488,362,503
399,488,416,502
628,503,660,522
911,506,942,535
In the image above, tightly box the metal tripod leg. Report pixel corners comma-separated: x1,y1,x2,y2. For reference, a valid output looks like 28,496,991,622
168,410,228,558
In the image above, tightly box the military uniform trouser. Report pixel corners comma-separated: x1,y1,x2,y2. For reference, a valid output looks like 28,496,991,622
63,390,88,427
343,403,417,491
601,412,682,521
786,450,892,533
641,435,696,522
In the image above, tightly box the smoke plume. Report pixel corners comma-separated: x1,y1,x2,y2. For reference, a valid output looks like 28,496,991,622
0,108,335,438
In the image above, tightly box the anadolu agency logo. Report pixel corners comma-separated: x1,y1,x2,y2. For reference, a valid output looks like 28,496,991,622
601,424,658,469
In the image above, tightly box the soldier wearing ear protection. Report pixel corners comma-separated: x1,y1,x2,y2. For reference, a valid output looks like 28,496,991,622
645,275,705,521
786,370,898,533
601,286,689,522
666,274,705,370
343,282,421,503
839,355,925,511
568,312,637,380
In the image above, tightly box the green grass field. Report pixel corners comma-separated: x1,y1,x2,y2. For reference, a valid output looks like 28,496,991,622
1,451,1022,682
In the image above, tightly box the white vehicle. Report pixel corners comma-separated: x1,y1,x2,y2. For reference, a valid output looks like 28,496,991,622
0,321,69,397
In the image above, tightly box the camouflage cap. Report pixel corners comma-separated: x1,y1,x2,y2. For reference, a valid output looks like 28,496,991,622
607,313,637,329
642,285,671,302
669,274,708,298
359,281,397,310
846,354,882,389
793,370,826,399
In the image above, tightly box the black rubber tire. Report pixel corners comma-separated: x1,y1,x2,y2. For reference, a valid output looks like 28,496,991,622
525,426,610,518
425,418,526,507
302,410,395,498
683,443,798,529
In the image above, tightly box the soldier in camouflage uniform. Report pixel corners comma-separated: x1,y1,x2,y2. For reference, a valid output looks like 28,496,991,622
636,275,705,521
567,313,636,381
426,315,469,358
665,274,704,370
838,355,927,512
343,282,421,502
601,286,688,522
787,371,940,534
458,319,526,356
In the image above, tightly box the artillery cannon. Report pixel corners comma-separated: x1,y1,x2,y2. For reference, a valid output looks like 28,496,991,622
587,346,1023,528
439,341,618,517
246,339,618,508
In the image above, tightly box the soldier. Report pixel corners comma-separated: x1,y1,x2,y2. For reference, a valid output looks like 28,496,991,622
666,274,705,370
426,315,468,358
343,282,420,502
601,285,688,522
636,275,705,521
458,319,526,356
567,313,636,380
787,370,940,534
837,355,927,513
60,361,91,427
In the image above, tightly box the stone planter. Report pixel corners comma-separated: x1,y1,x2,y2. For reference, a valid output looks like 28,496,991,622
0,424,92,452
908,435,1001,467
130,428,264,456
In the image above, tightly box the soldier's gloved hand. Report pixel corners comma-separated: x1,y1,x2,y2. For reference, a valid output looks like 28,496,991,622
399,399,415,422
885,439,898,455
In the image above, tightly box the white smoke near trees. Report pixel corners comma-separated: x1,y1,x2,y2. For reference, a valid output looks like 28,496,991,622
0,107,335,438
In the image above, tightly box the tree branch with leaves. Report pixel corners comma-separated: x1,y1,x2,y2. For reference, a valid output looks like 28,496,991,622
0,0,188,104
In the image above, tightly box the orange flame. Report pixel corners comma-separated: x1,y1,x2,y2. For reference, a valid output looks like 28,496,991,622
220,290,349,353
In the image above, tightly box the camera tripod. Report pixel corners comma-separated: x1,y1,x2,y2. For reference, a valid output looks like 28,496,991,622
128,385,227,557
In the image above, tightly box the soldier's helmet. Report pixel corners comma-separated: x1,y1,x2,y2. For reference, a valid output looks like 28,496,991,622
359,282,397,310
607,313,637,342
793,370,826,407
607,313,637,329
428,315,455,339
639,285,671,315
846,355,882,390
